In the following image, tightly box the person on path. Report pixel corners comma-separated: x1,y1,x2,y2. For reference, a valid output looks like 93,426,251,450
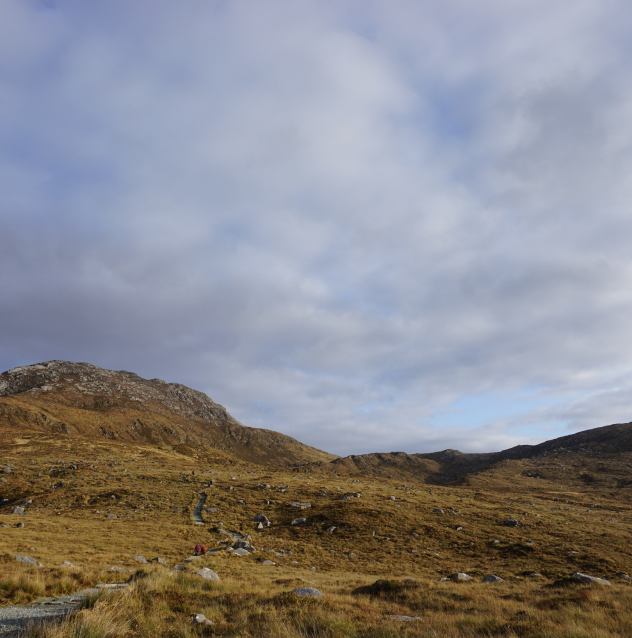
194,544,200,556
201,546,206,555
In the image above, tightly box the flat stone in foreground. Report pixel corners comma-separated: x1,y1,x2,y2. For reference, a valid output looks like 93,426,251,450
291,587,324,597
389,615,422,621
571,573,611,586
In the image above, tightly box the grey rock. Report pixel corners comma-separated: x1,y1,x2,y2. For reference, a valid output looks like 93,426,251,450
0,477,6,482
341,495,351,501
433,509,444,514
388,496,396,500
388,615,422,621
261,560,276,566
503,518,521,527
11,506,25,515
257,522,264,529
3,467,11,474
17,522,25,528
291,587,323,597
14,554,38,566
325,526,336,532
233,541,255,551
571,572,611,586
197,567,220,582
106,514,118,519
253,514,269,523
450,572,473,582
61,561,75,567
482,575,504,583
289,502,311,509
618,573,631,580
133,556,148,563
107,566,132,573
152,557,167,565
292,517,307,525
232,548,250,557
192,613,213,625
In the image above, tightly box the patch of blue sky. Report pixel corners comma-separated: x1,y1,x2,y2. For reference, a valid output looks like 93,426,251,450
427,389,573,441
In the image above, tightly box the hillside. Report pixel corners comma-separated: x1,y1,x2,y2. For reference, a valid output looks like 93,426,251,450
0,361,336,467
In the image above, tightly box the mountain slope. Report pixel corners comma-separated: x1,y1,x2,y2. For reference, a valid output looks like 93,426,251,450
0,360,336,466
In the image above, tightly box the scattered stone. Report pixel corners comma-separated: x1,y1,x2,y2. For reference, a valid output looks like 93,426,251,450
106,514,118,519
342,495,351,501
289,502,311,509
571,572,611,586
0,477,6,482
292,518,307,525
233,541,255,551
11,506,25,515
482,575,504,583
133,556,148,563
107,566,132,573
450,573,473,582
257,522,264,529
388,496,396,500
433,509,444,514
325,526,336,532
618,573,630,580
14,554,38,566
504,518,521,527
61,561,75,567
197,567,220,581
388,615,422,621
153,557,167,565
192,613,213,625
3,467,11,474
253,514,269,523
237,499,246,504
291,587,324,597
261,560,276,566
17,522,25,528
233,548,251,557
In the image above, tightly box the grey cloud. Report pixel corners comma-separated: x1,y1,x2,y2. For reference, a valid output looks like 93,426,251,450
2,1,632,455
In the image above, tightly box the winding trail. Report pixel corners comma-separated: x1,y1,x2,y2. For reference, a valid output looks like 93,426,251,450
193,490,207,525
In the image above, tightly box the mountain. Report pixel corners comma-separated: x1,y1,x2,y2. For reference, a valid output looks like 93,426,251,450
0,360,336,466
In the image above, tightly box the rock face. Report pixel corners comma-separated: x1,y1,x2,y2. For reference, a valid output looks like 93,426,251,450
291,587,324,597
571,572,611,586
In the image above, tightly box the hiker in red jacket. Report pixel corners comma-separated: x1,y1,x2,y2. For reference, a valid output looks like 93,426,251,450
201,545,206,555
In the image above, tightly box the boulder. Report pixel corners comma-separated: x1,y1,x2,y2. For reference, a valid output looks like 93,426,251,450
11,506,25,515
291,587,324,597
192,613,213,625
253,514,269,523
61,561,75,567
289,502,311,509
571,573,611,586
618,573,631,580
325,526,336,532
133,556,148,563
388,496,396,501
503,518,521,527
106,514,118,519
450,573,473,582
3,467,11,474
291,518,307,526
482,575,504,583
197,567,220,582
261,560,276,566
16,522,25,528
233,541,255,551
14,554,38,566
232,548,250,557
433,509,444,514
341,495,351,501
152,557,167,565
0,477,6,482
257,522,264,529
107,566,132,573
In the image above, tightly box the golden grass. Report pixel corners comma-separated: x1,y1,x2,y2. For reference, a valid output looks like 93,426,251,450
1,435,631,636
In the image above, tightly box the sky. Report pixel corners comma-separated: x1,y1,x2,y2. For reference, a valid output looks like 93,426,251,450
2,0,632,456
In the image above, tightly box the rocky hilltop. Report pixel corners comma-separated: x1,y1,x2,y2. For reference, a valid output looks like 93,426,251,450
0,361,336,466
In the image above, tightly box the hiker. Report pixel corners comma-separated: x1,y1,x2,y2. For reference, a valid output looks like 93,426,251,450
201,545,206,555
194,544,200,556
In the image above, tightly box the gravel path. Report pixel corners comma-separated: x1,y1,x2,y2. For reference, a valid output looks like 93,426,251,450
193,491,207,525
0,588,103,637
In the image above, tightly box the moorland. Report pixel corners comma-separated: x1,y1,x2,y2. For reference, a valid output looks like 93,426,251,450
1,360,632,637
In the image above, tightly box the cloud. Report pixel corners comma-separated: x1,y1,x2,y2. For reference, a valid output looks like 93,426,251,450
2,0,632,455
